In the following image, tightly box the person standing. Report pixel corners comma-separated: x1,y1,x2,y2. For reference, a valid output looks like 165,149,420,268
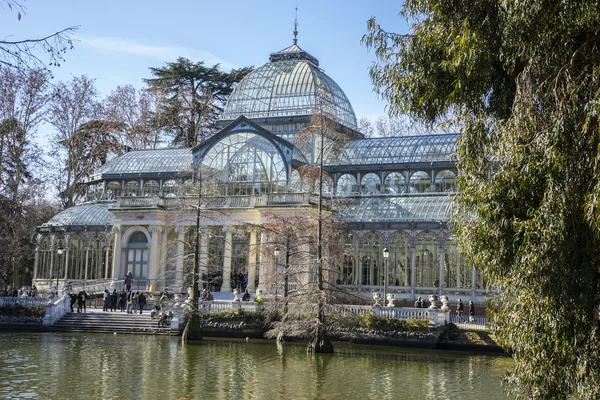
124,271,133,292
81,290,87,313
119,289,126,312
456,298,464,322
138,292,146,314
414,296,422,308
110,289,118,312
103,289,109,312
469,300,475,322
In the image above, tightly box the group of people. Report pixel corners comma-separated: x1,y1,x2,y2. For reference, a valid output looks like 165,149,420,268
68,290,89,313
102,289,147,314
413,296,477,322
455,298,476,322
3,286,38,297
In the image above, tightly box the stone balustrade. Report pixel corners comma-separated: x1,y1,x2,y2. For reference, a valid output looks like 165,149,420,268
42,296,70,326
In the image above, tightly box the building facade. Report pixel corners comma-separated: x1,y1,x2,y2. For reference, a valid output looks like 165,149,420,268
33,41,487,302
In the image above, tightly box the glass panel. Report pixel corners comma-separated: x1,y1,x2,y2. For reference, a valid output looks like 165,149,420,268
361,233,383,286
361,173,381,194
143,180,159,196
336,174,356,195
410,171,431,193
106,182,121,199
124,181,140,196
415,233,438,288
162,180,179,197
384,172,405,194
388,233,411,286
435,170,457,192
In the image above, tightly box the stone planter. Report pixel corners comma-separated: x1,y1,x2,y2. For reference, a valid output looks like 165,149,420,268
386,293,396,307
440,295,450,311
428,294,439,310
372,292,382,306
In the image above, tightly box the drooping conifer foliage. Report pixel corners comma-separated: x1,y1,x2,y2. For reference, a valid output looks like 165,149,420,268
364,2,600,398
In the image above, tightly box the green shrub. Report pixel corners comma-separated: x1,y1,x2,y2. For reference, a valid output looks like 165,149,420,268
0,303,45,318
359,312,430,331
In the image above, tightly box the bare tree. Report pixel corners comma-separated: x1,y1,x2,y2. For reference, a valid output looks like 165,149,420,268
1,0,78,72
103,85,164,150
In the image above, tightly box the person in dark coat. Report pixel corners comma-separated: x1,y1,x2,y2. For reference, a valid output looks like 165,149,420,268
110,289,118,312
138,292,147,314
414,297,422,308
469,300,476,322
69,293,77,312
124,271,133,292
456,298,464,322
119,289,127,312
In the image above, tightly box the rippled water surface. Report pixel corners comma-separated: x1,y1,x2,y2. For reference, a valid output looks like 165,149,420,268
0,333,512,399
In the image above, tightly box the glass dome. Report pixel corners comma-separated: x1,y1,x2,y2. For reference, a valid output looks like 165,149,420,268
222,44,358,130
330,134,459,165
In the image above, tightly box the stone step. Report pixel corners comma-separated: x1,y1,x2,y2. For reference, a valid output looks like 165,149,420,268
44,311,179,336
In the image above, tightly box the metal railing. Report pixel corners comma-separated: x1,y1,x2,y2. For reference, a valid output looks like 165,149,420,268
449,314,488,330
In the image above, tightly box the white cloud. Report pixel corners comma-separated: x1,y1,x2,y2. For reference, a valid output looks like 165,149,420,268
75,35,237,70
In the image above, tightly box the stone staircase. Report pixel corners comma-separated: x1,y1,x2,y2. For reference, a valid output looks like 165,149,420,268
42,311,179,336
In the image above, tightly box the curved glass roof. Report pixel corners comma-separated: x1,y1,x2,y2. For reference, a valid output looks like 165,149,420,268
330,134,459,165
95,149,192,175
222,44,357,130
339,196,451,222
44,203,115,227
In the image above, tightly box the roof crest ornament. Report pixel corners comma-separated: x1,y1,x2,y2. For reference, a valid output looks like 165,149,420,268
293,7,299,45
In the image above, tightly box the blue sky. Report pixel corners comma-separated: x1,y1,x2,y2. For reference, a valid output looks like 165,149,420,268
2,0,408,122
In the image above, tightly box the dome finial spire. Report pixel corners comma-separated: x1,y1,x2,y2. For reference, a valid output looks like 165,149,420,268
293,7,299,45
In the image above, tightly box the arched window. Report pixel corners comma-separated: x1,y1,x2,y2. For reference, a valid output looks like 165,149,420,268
362,233,383,286
410,171,431,193
443,238,471,289
338,234,357,285
126,231,148,279
106,182,121,199
435,170,457,192
415,233,438,287
162,180,179,197
384,172,405,194
143,180,159,196
336,174,356,195
124,181,140,197
361,173,381,194
388,233,411,286
201,132,288,196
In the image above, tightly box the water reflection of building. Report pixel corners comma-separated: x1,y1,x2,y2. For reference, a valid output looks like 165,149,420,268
32,35,487,302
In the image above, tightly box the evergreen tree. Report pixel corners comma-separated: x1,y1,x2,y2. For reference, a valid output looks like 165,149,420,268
144,58,252,147
364,2,600,398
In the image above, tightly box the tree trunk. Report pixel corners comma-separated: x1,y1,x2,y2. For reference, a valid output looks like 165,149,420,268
181,310,203,343
307,304,333,354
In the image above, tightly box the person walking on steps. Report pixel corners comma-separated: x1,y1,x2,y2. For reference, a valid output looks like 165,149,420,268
124,271,133,292
110,289,117,312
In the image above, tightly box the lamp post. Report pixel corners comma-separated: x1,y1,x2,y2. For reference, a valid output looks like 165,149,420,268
56,245,64,297
383,247,389,305
274,247,280,302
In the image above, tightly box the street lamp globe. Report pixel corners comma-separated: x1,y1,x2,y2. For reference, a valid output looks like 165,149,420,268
383,247,389,259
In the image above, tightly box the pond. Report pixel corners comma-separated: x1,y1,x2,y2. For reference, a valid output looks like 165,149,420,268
0,333,512,399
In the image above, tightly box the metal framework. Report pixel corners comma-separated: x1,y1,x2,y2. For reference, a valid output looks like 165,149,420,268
340,195,452,222
331,134,459,165
222,45,358,130
92,149,192,177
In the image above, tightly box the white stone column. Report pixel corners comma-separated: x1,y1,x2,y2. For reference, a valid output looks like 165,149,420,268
247,230,257,293
410,247,416,298
33,245,40,281
148,226,160,289
176,226,185,289
63,249,70,280
438,245,444,295
222,226,233,292
84,248,90,280
160,228,168,290
111,226,122,280
257,232,267,292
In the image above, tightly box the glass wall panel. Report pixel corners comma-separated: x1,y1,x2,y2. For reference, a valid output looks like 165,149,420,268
143,180,159,196
384,172,405,194
126,231,148,278
435,170,457,192
124,181,140,197
443,239,471,288
361,233,383,286
202,132,288,196
67,235,85,280
290,169,302,192
415,233,438,287
410,171,431,193
336,174,356,195
206,227,224,291
162,180,179,197
388,233,411,286
361,173,381,194
38,238,51,279
338,234,357,285
106,182,121,199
